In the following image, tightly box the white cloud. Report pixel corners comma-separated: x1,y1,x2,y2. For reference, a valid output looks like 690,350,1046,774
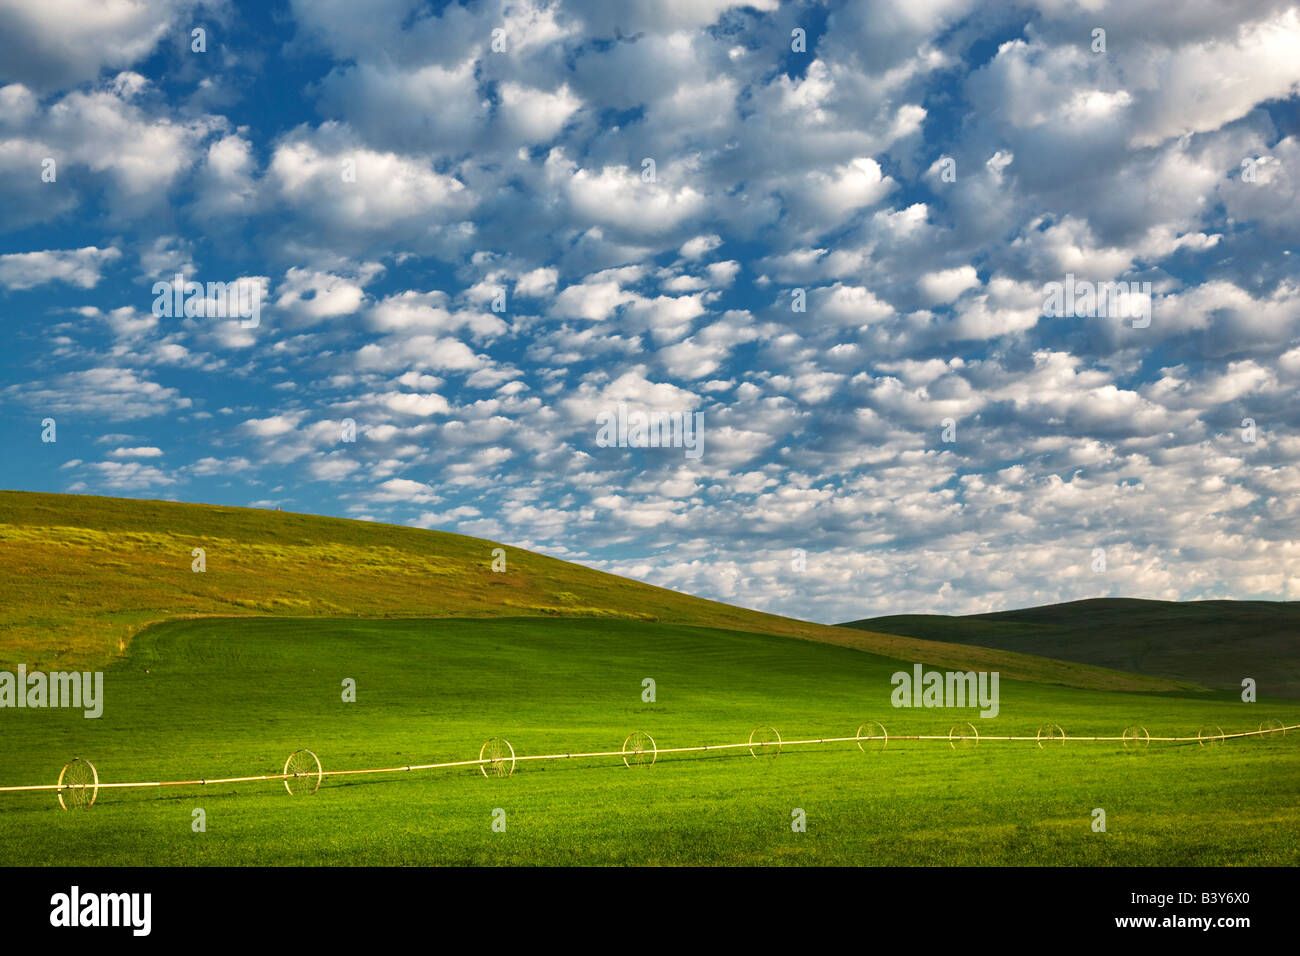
498,82,582,142
679,234,722,259
0,0,196,90
8,368,190,420
241,414,303,438
276,266,375,326
372,478,441,503
0,246,120,289
269,123,474,235
919,265,980,304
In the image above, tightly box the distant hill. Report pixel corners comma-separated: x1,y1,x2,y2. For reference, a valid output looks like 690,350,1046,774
841,598,1300,697
0,490,1186,693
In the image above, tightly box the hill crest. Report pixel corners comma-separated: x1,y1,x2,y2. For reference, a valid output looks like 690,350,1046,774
0,490,1191,693
842,597,1300,697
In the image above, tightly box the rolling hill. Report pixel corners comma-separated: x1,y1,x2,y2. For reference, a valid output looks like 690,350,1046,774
4,490,1299,867
841,598,1300,697
0,489,1187,693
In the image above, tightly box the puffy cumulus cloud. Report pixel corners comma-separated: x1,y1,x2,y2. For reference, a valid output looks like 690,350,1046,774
657,311,762,380
657,339,727,381
241,413,304,438
0,137,78,228
0,81,39,122
585,438,1300,620
1145,361,1277,410
187,456,252,477
355,335,486,373
497,82,582,143
268,122,475,241
106,446,163,459
373,390,452,417
73,305,159,348
809,283,895,328
7,367,191,420
275,265,380,327
314,59,484,154
555,154,709,240
0,246,120,289
5,0,1300,623
568,30,733,126
0,74,227,220
624,293,708,344
941,7,1300,265
411,505,482,527
1116,9,1300,149
780,158,897,235
514,267,558,299
558,368,703,426
306,453,361,481
366,290,506,340
137,236,196,280
85,460,177,489
919,265,980,304
943,277,1044,342
679,234,722,260
564,0,779,34
819,0,977,76
290,0,583,157
291,1,538,103
1150,281,1300,356
549,266,644,321
1219,135,1300,240
1009,217,1136,282
0,0,198,91
190,134,260,222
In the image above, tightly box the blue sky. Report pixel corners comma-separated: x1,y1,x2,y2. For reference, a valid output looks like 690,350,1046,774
1,0,1298,624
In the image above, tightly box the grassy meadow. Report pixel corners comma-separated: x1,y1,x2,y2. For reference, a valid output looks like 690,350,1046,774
1,616,1295,866
2,491,1295,867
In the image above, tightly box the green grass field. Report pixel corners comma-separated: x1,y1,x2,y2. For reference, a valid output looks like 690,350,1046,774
2,616,1297,866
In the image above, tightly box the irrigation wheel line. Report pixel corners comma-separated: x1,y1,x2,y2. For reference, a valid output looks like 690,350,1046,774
8,722,1300,810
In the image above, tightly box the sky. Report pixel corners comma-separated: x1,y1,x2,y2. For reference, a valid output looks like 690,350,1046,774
1,0,1298,625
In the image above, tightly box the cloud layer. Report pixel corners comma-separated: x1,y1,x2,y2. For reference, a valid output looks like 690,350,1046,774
2,0,1299,623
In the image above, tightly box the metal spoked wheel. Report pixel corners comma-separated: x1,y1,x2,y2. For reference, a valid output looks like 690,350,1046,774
622,731,658,768
948,722,979,749
57,758,98,811
283,749,322,796
479,737,516,778
1197,725,1224,747
856,721,887,752
1122,725,1150,751
1036,724,1065,748
748,726,782,759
